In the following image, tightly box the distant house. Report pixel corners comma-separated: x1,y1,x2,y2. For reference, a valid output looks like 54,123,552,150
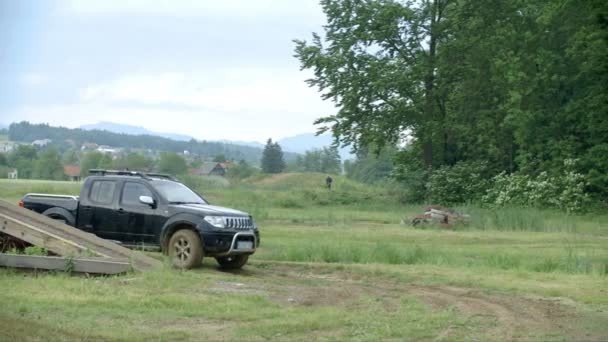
188,162,229,177
97,145,119,154
7,169,18,179
219,162,233,172
63,165,81,181
31,139,52,147
0,141,17,153
81,142,99,150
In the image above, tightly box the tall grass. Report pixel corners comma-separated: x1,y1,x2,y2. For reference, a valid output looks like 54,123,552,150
259,235,608,276
0,179,81,203
2,175,607,234
456,205,606,234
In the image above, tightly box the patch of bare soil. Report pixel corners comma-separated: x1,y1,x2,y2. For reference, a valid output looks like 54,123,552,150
247,262,605,341
407,285,568,341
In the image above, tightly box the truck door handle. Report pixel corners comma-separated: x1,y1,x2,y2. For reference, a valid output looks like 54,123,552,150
82,206,92,211
117,208,125,214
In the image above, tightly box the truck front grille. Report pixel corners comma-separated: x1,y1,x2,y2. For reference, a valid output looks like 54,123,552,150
225,217,254,230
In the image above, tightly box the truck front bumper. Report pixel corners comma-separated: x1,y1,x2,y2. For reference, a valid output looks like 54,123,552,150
201,230,260,256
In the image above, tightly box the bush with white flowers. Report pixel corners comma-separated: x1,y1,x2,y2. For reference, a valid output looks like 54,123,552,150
483,159,589,212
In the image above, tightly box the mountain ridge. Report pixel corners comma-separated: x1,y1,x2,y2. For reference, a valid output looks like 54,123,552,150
80,121,194,141
80,121,353,159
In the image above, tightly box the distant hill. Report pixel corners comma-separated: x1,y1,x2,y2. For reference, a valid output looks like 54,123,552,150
217,139,265,149
80,121,194,141
9,121,298,164
78,121,352,160
278,133,353,160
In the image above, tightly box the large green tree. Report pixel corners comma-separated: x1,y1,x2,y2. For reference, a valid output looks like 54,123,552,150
261,139,286,174
295,0,452,168
113,152,153,171
62,148,79,165
158,152,188,175
345,147,395,184
296,0,608,200
8,145,37,179
33,147,64,180
80,151,104,177
293,147,341,174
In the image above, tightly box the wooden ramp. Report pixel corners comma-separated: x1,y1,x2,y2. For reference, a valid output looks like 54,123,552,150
0,200,162,272
0,254,131,274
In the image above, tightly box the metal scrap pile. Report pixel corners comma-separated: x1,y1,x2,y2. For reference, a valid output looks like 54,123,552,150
411,205,470,229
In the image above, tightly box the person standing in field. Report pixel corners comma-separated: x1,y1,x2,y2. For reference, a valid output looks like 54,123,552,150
325,175,333,190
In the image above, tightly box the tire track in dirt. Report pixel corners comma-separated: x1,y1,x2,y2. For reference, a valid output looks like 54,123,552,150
244,262,603,341
407,285,545,340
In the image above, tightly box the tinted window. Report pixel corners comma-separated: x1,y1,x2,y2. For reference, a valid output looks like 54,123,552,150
121,182,153,206
151,180,206,204
89,181,116,204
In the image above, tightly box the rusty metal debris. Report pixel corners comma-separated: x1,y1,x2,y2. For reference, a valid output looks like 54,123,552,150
411,205,470,229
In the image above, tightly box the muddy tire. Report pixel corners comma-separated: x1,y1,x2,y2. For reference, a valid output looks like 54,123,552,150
48,215,67,225
168,229,203,269
216,255,249,270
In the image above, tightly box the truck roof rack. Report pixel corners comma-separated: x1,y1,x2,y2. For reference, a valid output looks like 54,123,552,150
88,169,177,181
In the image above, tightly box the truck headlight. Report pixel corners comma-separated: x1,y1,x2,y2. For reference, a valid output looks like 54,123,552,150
204,216,225,228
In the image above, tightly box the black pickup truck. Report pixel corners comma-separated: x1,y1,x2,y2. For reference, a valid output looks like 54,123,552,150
19,170,260,269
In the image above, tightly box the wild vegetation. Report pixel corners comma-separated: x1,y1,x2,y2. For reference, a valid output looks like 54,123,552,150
1,175,606,340
1,0,607,339
295,0,608,206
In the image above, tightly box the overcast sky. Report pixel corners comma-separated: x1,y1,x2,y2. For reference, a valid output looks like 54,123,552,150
0,0,335,143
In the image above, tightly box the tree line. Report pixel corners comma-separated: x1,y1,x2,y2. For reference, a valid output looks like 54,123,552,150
0,145,164,179
0,134,341,181
8,121,298,165
295,0,608,208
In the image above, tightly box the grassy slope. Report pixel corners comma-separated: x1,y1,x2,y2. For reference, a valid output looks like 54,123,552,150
0,175,607,340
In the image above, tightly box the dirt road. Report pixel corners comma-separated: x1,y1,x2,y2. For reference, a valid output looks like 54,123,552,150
203,262,605,341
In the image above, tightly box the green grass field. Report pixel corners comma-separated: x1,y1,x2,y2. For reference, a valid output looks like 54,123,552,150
1,175,607,341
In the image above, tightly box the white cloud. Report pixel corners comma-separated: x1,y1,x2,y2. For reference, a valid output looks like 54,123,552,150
80,68,334,117
8,1,333,143
10,66,336,143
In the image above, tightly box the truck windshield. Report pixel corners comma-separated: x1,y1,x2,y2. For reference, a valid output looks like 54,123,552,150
151,181,207,204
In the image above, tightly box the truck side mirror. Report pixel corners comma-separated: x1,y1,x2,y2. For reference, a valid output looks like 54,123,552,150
139,195,155,207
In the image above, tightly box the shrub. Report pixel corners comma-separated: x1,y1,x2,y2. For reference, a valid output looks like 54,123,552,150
226,160,258,179
392,150,428,203
426,161,489,205
482,159,589,213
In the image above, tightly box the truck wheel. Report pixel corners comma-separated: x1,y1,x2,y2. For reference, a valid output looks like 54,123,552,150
49,215,67,225
168,229,203,269
215,255,249,270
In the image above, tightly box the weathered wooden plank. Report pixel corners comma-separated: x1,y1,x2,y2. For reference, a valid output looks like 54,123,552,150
0,200,163,271
0,254,131,274
0,213,105,257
